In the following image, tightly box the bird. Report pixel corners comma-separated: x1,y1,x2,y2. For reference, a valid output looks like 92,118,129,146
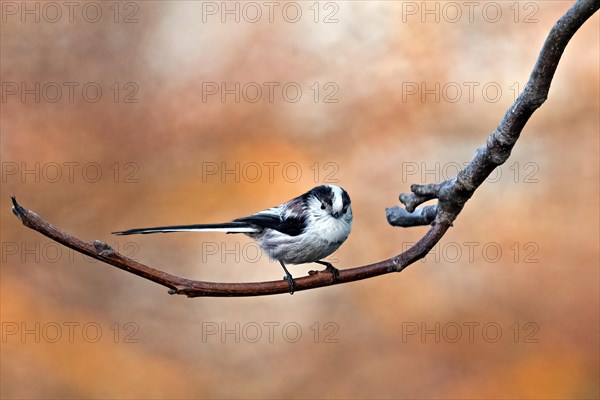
112,185,353,294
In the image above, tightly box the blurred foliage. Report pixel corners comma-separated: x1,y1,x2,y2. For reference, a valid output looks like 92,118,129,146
1,2,598,398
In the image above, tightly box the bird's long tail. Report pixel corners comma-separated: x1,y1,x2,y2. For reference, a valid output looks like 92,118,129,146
112,222,258,235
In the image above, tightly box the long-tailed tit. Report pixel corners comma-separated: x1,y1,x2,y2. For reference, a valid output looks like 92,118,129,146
113,185,352,294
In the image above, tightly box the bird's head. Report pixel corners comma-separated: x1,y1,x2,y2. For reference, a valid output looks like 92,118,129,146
308,184,352,221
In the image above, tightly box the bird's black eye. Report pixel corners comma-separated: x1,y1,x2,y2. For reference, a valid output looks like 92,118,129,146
321,203,326,210
342,206,348,214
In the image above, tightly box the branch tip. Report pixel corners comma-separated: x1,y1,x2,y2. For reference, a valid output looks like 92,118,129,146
11,196,25,220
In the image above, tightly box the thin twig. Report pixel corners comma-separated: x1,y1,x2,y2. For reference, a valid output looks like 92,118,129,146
389,0,599,227
386,205,437,227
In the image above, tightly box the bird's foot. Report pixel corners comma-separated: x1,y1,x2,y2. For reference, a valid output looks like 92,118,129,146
279,261,296,295
326,264,340,281
316,261,340,282
283,274,296,295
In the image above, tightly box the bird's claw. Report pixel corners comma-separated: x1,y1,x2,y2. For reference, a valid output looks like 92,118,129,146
283,275,296,295
315,261,340,282
325,264,340,282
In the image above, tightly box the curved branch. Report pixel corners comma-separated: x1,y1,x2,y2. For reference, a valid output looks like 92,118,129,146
11,0,598,297
11,196,449,297
389,0,599,227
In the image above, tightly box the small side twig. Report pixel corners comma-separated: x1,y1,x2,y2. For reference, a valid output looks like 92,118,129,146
386,205,438,227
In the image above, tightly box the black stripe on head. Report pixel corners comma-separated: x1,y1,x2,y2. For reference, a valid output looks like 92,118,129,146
306,185,334,206
341,188,351,209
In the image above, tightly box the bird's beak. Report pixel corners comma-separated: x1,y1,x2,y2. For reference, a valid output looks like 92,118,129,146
332,211,341,218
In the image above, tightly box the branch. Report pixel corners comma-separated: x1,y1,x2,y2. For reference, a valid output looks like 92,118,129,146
11,196,449,297
386,205,437,227
11,0,598,297
388,0,599,227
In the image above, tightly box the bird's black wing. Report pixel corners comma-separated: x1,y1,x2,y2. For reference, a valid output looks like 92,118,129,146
234,209,306,237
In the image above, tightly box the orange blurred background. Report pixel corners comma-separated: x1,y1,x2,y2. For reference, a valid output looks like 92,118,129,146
1,1,598,398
